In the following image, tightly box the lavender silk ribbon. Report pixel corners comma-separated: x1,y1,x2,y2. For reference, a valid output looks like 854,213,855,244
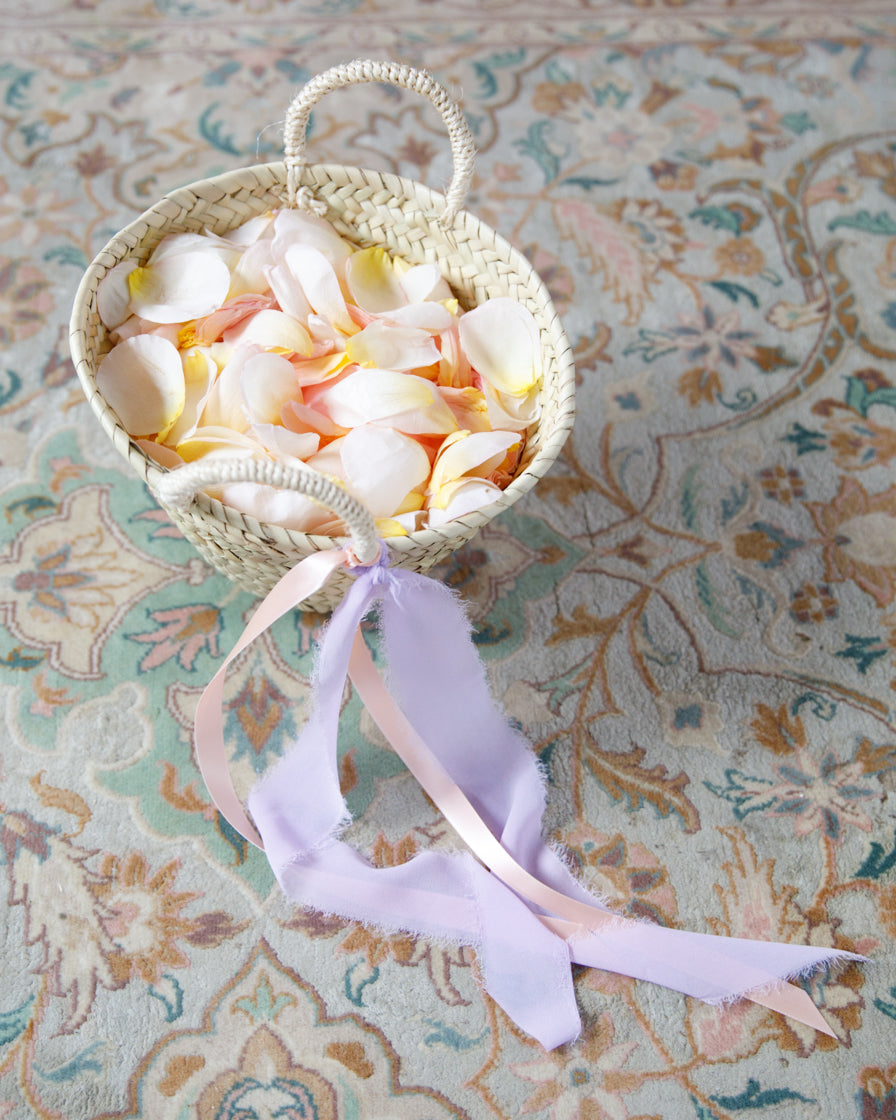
195,550,859,1050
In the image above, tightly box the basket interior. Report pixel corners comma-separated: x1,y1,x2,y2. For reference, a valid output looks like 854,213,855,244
70,160,576,591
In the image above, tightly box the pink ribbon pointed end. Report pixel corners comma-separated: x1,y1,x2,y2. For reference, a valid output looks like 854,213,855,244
746,982,837,1038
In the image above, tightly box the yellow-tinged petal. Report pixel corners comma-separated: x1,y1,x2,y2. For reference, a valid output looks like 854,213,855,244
345,247,406,313
225,309,313,357
429,429,521,495
97,260,139,330
127,252,232,324
318,368,458,435
427,477,503,522
439,385,491,431
483,381,541,432
95,335,185,438
458,297,543,397
199,347,254,433
283,244,354,333
240,351,300,424
161,347,219,447
175,427,263,462
346,321,440,372
340,425,431,518
375,518,408,538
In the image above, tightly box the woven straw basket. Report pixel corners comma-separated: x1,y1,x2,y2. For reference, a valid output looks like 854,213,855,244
70,60,576,611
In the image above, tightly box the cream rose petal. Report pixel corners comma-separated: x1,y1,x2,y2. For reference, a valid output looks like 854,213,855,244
427,478,504,525
240,351,301,424
95,335,185,438
283,244,354,333
271,209,354,276
215,478,336,532
96,260,139,330
281,398,346,439
378,301,455,332
318,368,458,434
340,425,431,518
429,429,521,495
175,427,263,461
251,422,320,461
225,309,313,357
127,251,232,324
346,321,441,371
345,247,406,313
398,262,452,304
458,297,543,396
162,347,219,447
199,347,254,433
265,261,313,322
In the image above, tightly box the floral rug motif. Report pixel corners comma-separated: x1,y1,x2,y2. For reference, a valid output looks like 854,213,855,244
2,3,896,1118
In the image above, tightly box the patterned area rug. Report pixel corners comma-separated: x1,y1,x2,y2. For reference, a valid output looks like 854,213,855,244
2,3,896,1117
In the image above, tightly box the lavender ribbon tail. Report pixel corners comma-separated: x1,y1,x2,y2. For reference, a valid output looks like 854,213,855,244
247,555,860,1049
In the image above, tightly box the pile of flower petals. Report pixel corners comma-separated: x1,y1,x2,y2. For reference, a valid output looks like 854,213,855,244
94,209,543,537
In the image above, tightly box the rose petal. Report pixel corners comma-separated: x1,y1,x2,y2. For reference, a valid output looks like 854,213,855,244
232,239,275,297
345,247,406,313
271,209,354,276
346,321,441,372
175,426,263,461
127,251,232,323
199,346,256,433
95,335,185,438
427,477,504,524
377,301,455,332
161,347,219,447
281,398,346,439
225,309,313,357
429,429,521,496
397,261,452,304
283,244,354,333
216,478,337,533
265,261,313,322
148,232,243,268
240,351,300,424
190,293,276,346
340,425,431,517
438,385,491,431
97,260,139,330
317,368,458,434
438,322,473,388
483,382,541,432
250,422,320,461
458,297,543,396
222,213,275,246
136,438,184,469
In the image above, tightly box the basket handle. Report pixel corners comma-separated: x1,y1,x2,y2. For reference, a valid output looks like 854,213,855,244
152,457,381,565
283,59,476,227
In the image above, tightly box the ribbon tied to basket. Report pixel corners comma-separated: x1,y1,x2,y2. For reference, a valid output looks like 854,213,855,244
163,458,863,1052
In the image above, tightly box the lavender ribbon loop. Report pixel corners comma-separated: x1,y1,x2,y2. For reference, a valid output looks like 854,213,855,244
245,555,860,1048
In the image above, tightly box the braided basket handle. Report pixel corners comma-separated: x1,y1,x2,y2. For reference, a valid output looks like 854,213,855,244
283,59,476,227
153,457,381,565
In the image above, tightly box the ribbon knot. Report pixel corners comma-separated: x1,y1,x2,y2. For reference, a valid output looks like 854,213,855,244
194,547,863,1050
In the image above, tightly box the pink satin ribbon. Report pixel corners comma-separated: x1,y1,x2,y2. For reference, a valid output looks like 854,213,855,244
193,547,861,1049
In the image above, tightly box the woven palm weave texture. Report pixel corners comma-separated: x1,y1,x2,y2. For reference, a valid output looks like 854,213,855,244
1,2,896,1118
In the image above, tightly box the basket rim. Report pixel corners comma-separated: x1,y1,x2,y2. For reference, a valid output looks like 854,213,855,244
69,159,576,563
